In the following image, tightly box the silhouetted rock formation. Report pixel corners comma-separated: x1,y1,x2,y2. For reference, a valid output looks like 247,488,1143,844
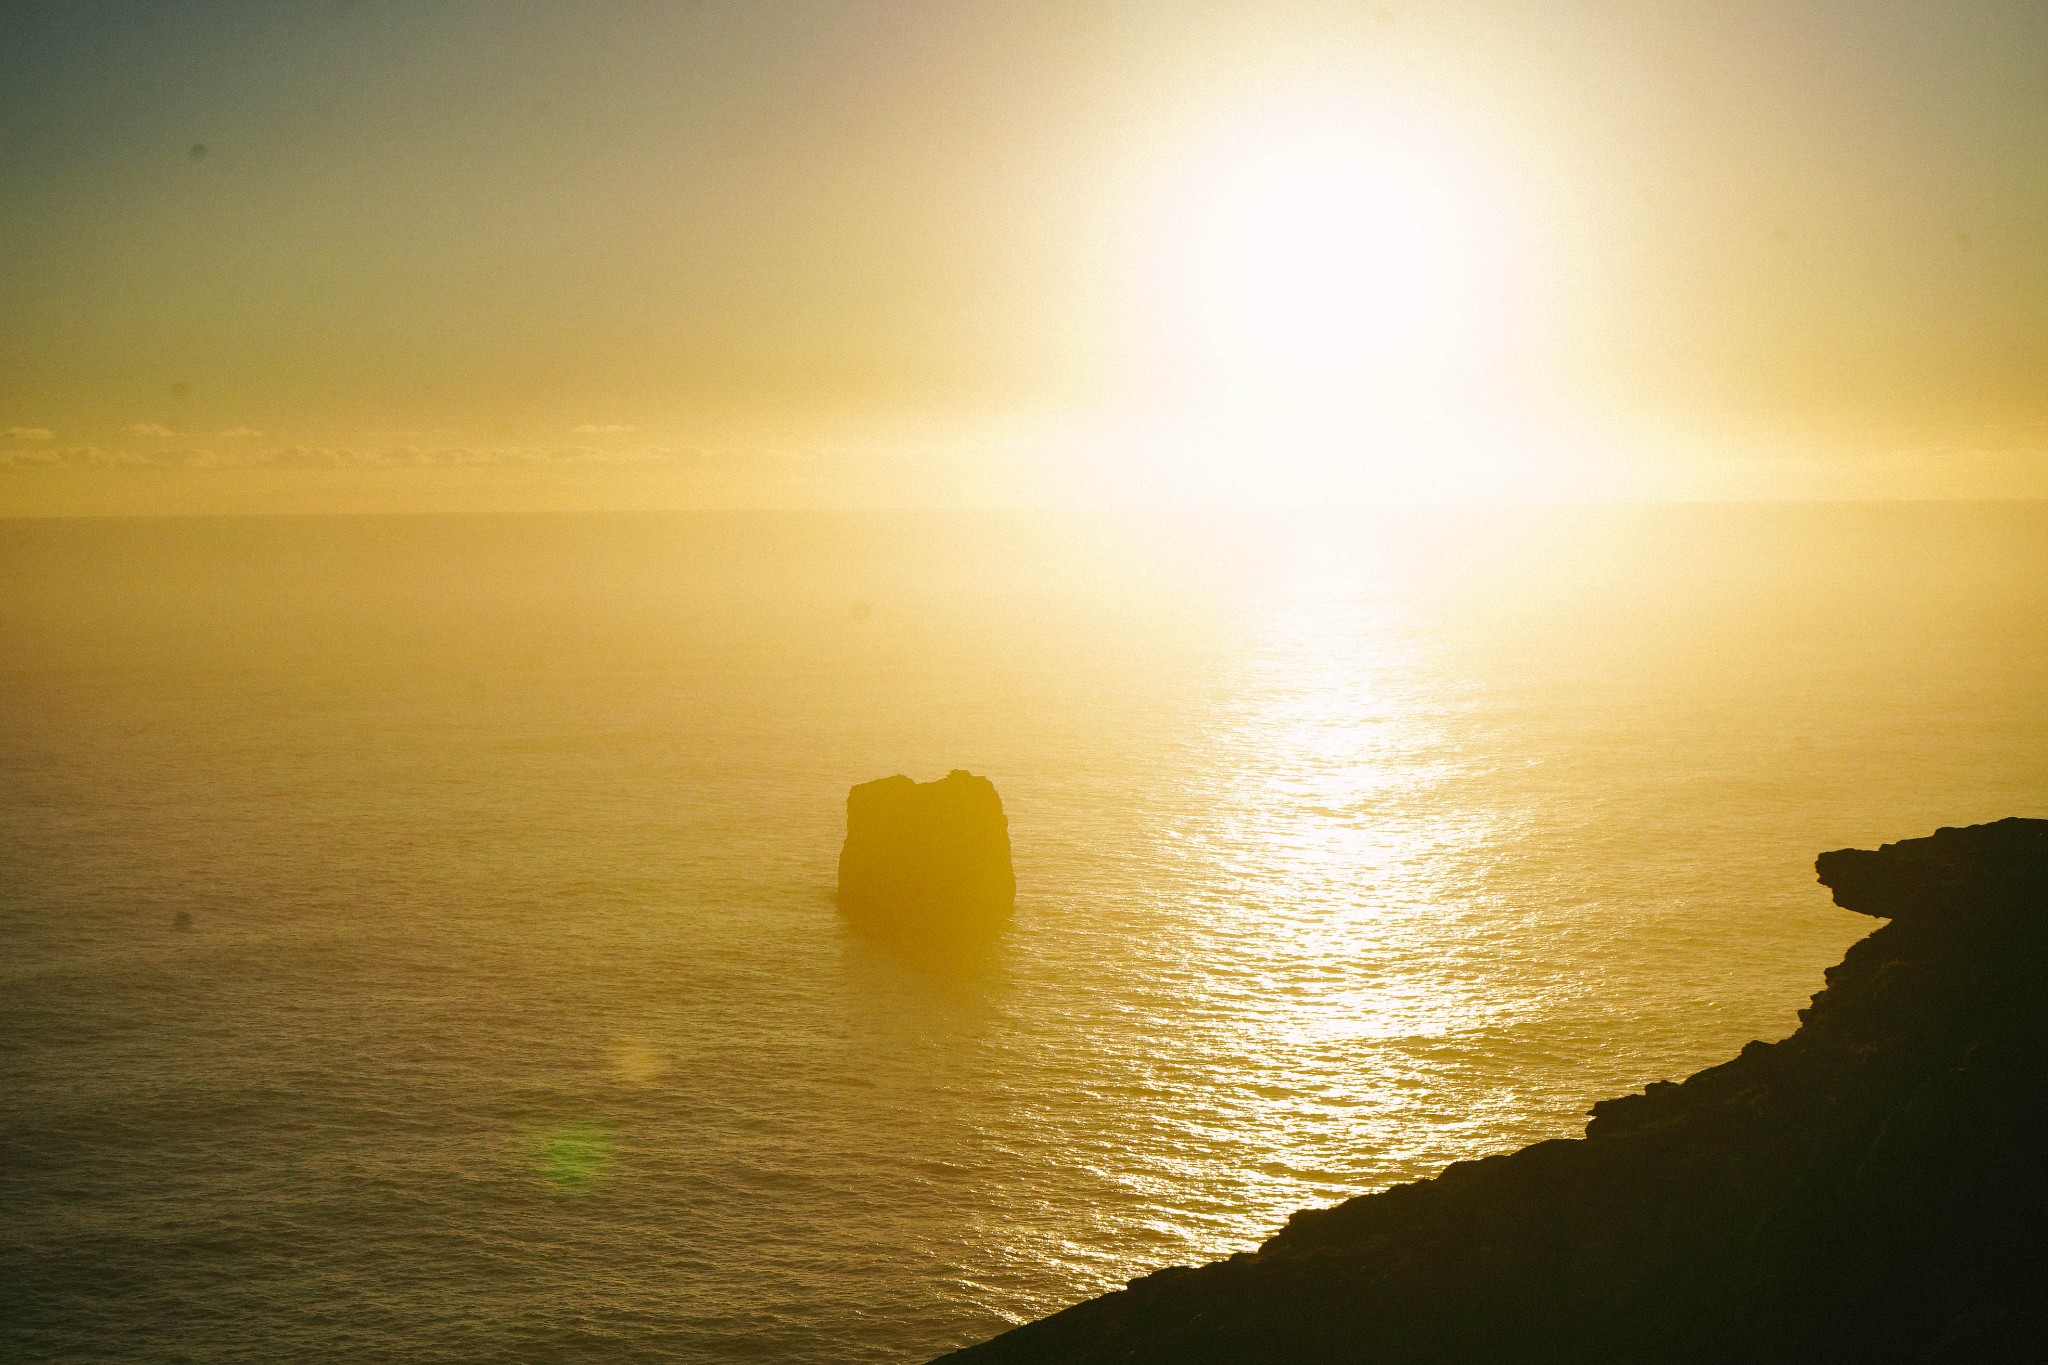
935,818,2048,1364
838,770,1015,937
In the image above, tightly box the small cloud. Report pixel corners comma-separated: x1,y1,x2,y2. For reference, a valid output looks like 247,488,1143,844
571,423,636,435
259,445,356,470
0,445,138,470
4,426,53,441
126,423,175,437
154,448,224,468
1,439,852,477
216,427,265,438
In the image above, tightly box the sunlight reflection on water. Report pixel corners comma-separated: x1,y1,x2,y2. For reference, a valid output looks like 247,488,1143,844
3,507,2045,1362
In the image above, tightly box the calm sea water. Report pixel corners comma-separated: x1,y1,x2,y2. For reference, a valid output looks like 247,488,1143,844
4,505,2045,1363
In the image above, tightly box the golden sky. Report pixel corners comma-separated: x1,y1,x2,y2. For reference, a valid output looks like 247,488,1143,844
3,0,2046,513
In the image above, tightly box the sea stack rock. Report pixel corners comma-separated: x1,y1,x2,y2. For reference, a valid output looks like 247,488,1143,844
838,770,1015,934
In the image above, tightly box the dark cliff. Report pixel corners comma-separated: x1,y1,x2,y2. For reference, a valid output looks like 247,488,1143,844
935,818,2048,1364
838,769,1015,935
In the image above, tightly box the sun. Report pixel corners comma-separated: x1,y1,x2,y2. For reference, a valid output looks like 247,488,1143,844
1157,107,1507,384
1084,99,1538,503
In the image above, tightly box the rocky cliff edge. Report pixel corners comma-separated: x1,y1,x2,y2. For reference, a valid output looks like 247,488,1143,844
935,818,2048,1364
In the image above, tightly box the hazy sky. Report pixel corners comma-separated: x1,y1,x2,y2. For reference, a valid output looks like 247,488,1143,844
4,0,2046,512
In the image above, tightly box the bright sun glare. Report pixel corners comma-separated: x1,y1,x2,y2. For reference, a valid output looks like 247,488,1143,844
1100,103,1539,503
1169,121,1489,376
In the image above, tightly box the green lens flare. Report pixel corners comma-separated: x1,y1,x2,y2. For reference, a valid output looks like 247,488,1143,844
532,1122,613,1189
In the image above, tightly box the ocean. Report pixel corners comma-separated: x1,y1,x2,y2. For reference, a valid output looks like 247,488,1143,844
4,504,2044,1362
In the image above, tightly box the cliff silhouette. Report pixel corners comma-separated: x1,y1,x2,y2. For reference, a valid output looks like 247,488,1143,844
936,818,2048,1363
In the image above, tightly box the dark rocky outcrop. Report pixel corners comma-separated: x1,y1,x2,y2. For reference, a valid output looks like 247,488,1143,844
935,818,2048,1364
838,770,1015,938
